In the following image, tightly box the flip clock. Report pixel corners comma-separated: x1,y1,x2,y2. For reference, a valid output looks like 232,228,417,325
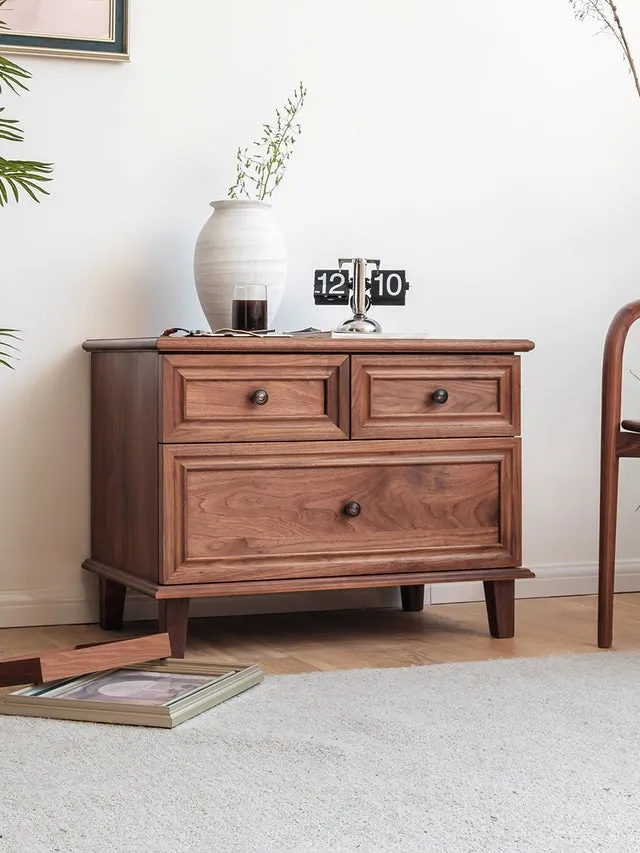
313,258,410,333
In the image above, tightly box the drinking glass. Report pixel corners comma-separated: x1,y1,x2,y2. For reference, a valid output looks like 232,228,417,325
231,285,268,332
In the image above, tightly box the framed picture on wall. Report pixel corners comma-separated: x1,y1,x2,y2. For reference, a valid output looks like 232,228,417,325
0,0,129,61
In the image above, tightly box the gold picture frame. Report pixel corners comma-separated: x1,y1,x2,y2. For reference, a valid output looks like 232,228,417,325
0,659,263,728
0,0,129,62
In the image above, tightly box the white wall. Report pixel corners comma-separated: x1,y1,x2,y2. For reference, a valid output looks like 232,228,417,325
2,0,640,627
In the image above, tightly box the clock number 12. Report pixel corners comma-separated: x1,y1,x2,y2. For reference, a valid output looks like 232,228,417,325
313,270,350,304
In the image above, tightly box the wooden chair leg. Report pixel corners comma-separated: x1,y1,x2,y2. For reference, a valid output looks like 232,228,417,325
598,452,620,649
400,585,425,611
99,578,126,630
483,579,515,638
159,599,190,658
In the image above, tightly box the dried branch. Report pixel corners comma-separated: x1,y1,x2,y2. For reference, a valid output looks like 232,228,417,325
571,1,640,101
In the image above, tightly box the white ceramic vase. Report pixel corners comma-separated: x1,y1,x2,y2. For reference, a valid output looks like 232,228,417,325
194,200,287,330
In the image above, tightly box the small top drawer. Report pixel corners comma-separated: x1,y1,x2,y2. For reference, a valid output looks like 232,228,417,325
162,354,350,442
351,355,520,438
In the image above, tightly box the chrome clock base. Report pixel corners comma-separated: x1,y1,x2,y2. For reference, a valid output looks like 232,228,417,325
336,315,383,334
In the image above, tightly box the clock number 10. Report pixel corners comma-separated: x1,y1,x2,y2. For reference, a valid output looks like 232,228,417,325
369,270,409,305
375,272,403,298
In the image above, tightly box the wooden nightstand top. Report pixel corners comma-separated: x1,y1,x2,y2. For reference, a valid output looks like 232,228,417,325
83,336,535,354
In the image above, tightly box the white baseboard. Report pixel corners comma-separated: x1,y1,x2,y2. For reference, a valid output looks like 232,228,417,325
0,587,99,630
429,560,640,604
1,561,639,629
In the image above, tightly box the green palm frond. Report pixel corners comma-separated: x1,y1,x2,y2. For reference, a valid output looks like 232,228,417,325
0,329,20,370
0,157,52,205
0,14,53,211
1,1,52,368
0,106,23,142
0,55,30,95
0,4,31,95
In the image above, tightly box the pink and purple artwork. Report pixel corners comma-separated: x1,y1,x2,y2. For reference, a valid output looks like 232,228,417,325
2,0,112,40
0,0,128,60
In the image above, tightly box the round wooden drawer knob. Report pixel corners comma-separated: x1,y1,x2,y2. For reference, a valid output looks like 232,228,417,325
343,501,362,517
251,389,269,406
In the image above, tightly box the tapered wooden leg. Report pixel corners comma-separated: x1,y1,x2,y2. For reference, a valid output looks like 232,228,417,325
99,578,127,630
483,579,515,638
401,585,425,612
598,453,620,649
159,599,190,658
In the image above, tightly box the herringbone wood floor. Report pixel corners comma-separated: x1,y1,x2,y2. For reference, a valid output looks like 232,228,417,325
1,594,639,676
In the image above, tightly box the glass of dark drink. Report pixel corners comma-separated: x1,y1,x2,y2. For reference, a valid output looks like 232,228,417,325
231,284,268,332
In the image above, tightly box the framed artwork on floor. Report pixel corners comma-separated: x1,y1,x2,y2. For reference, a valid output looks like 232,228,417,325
0,659,264,728
0,0,129,61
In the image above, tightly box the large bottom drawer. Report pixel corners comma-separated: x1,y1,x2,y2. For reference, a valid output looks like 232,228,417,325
161,439,521,584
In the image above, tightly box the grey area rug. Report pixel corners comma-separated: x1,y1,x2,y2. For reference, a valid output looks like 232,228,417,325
1,652,640,853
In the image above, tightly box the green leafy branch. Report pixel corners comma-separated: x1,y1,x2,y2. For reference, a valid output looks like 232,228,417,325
570,1,640,101
228,82,307,201
0,329,20,369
